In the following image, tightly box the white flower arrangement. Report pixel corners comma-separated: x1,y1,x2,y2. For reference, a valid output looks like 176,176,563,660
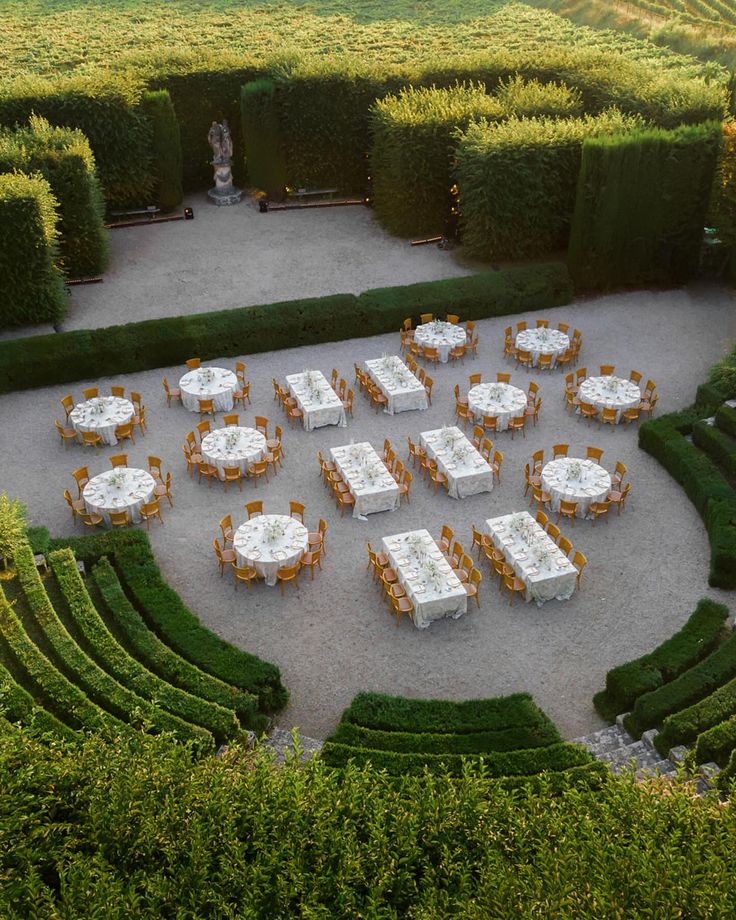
422,558,443,589
536,328,550,343
603,375,623,392
89,397,106,415
198,367,215,384
452,444,468,463
263,519,285,543
533,547,553,570
566,460,583,481
108,470,127,489
487,383,505,401
406,533,425,557
224,429,240,451
441,425,457,449
363,461,381,483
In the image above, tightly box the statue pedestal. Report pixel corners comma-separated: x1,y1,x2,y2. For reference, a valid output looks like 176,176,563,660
208,159,241,206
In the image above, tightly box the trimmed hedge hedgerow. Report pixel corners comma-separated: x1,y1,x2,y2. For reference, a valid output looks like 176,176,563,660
593,598,729,721
140,90,183,211
692,419,736,479
0,172,66,330
91,557,261,729
0,116,109,278
240,79,286,198
624,630,736,738
655,676,736,759
0,262,572,395
715,404,736,440
695,715,736,767
0,659,78,742
50,531,287,716
50,549,239,745
26,526,50,557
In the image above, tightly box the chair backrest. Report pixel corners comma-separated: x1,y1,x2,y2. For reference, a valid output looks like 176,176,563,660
586,447,603,462
572,550,586,570
111,386,125,398
110,454,128,468
629,370,642,384
61,394,74,411
528,381,539,395
290,501,305,521
109,510,129,526
536,319,549,328
424,377,433,394
558,323,569,333
547,523,560,542
559,500,577,514
83,387,99,400
600,364,615,376
236,361,246,376
186,358,201,370
82,430,100,444
494,450,503,466
199,398,214,411
559,536,573,556
223,466,241,479
496,373,510,384
223,414,239,426
553,443,570,458
417,367,426,383
447,314,459,324
420,313,433,324
255,416,268,433
516,321,527,332
63,489,73,507
576,367,587,381
246,501,263,517
469,373,481,387
197,421,211,437
220,514,232,533
536,511,548,528
615,461,627,477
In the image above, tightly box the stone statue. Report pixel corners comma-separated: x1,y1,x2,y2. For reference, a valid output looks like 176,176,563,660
207,118,241,206
220,119,233,161
207,121,223,162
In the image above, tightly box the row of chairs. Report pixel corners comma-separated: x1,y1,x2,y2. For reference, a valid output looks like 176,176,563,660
528,479,631,525
402,358,436,401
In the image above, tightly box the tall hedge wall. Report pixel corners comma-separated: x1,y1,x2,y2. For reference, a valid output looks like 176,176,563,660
455,110,642,260
0,172,67,329
140,90,183,211
568,123,722,290
0,116,108,278
240,79,286,197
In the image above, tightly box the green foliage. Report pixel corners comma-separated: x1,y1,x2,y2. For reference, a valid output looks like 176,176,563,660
26,526,50,557
0,494,28,562
49,531,287,717
718,744,736,790
709,342,736,398
494,74,583,118
91,557,260,727
624,630,736,737
692,418,736,478
140,90,183,211
656,676,736,759
0,116,108,278
0,263,571,394
568,122,721,289
240,79,286,196
0,659,78,742
695,714,736,766
716,404,736,439
594,598,729,720
456,110,641,260
0,172,66,329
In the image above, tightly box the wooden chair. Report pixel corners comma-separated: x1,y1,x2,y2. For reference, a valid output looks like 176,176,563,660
245,500,263,519
81,430,103,451
196,420,211,440
266,425,284,459
557,500,578,527
419,312,433,324
428,462,448,493
222,466,243,492
546,523,561,544
640,393,659,418
423,346,439,366
182,444,199,477
589,499,611,524
556,348,574,371
367,542,389,581
530,485,551,513
233,380,251,407
423,376,434,405
503,572,526,605
63,489,85,524
300,547,323,579
213,537,236,576
110,454,128,469
389,586,414,626
233,564,258,590
552,443,569,460
247,460,269,486
643,379,657,397
130,391,143,411
575,367,587,384
536,319,549,328
79,511,103,529
572,551,587,588
287,403,304,426
531,448,545,472
629,370,642,385
110,385,125,399
60,395,75,418
264,443,283,475
558,535,573,558
109,510,130,529
438,525,454,555
446,313,459,324
558,322,570,334
336,490,356,517
342,389,354,416
140,499,164,529
223,413,239,426
599,408,618,427
565,389,581,414
198,398,216,420
186,358,201,370
255,416,269,436
468,373,482,388
308,519,328,555
456,403,474,429
527,381,539,404
525,397,542,426
611,461,627,490
290,501,305,523
115,422,135,446
507,415,526,439
153,471,174,508
235,361,247,381
537,354,553,372
55,419,78,448
536,510,549,530
197,461,219,486
82,386,99,400
515,350,533,371
586,446,604,463
524,463,540,497
330,368,339,388
516,321,527,332
621,406,641,426
496,372,511,384
220,516,235,548
276,564,300,595
147,455,163,481
482,415,498,436
599,364,615,377
398,469,412,504
503,337,516,361
608,482,631,514
72,466,90,496
470,525,485,560
448,342,466,363
578,402,598,424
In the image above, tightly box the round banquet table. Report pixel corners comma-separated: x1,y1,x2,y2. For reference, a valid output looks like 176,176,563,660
541,458,611,519
69,396,135,446
413,321,467,363
467,382,528,431
577,375,640,422
515,328,569,367
83,467,156,527
233,514,309,586
179,366,237,413
200,426,266,480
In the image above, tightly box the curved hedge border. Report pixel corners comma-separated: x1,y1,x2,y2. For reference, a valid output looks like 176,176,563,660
593,598,728,721
692,419,736,479
0,263,573,395
655,676,736,758
0,658,78,742
694,714,736,766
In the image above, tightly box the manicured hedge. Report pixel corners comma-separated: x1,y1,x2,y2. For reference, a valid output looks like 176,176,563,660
0,262,572,395
329,721,561,754
340,690,556,735
695,715,736,766
50,549,239,744
593,598,729,721
26,526,50,557
0,116,109,278
624,630,736,737
240,79,286,197
655,676,736,758
91,557,261,728
715,404,736,439
455,110,641,260
708,343,736,401
140,90,183,211
692,419,736,479
0,659,78,742
0,172,66,330
321,740,592,777
50,531,287,716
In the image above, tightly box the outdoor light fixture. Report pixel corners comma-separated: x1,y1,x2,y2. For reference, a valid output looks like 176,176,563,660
259,200,269,213
184,207,194,220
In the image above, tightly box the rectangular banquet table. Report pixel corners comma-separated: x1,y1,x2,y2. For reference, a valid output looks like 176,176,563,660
365,357,429,415
285,371,347,431
330,443,400,520
484,512,578,606
420,427,493,499
382,529,467,629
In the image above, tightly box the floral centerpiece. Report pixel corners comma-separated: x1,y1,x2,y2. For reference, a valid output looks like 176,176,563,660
405,533,425,559
422,558,443,590
348,441,364,461
263,519,285,544
90,397,106,415
536,328,550,343
108,470,127,489
198,367,215,384
441,425,458,449
224,429,240,451
533,547,553,570
603,376,623,392
566,460,583,482
486,383,505,401
452,443,468,463
362,461,381,483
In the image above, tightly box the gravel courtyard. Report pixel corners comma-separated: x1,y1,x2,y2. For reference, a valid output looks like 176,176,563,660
2,280,734,741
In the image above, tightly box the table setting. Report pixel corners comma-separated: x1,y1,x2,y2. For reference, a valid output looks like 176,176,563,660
467,382,528,431
285,370,347,430
69,396,135,446
330,442,400,519
382,529,467,629
578,375,640,422
515,327,569,367
413,321,467,363
365,356,428,414
541,458,611,518
233,514,309,586
83,467,156,526
420,426,493,499
179,366,238,413
485,512,578,606
200,426,266,480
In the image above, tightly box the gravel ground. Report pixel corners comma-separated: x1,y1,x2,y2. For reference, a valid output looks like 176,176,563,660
2,282,734,741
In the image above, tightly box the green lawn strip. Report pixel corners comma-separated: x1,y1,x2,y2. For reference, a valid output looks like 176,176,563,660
14,542,213,752
655,675,736,757
90,557,262,730
49,549,239,745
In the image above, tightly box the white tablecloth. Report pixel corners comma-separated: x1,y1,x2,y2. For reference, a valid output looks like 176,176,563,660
69,396,135,446
201,426,266,480
578,376,640,422
83,467,155,527
365,357,428,415
233,514,308,586
515,328,569,367
330,443,400,519
485,512,577,607
286,371,347,431
541,458,611,519
468,382,528,431
382,529,467,629
414,321,467,363
420,427,493,499
179,367,237,413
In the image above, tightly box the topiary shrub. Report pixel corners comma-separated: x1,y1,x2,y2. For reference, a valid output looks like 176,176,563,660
140,90,183,211
240,78,286,198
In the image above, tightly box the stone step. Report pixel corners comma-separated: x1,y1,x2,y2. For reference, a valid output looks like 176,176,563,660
266,728,324,764
598,740,667,773
641,728,659,751
636,760,678,781
571,724,635,757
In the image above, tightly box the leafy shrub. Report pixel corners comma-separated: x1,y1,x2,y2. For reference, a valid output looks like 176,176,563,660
624,630,736,737
140,90,183,211
26,526,50,557
240,78,286,197
329,721,560,754
455,110,641,260
655,676,736,758
692,419,736,479
0,172,66,329
709,343,736,399
569,123,721,290
493,74,583,118
594,598,729,721
0,494,29,562
0,660,78,742
0,116,108,277
0,263,572,394
695,715,736,766
718,745,736,791
715,404,736,439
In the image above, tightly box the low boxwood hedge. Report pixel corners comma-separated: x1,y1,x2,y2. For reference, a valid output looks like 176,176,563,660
0,262,572,395
716,404,736,440
694,714,736,767
717,746,736,791
655,675,736,758
0,658,78,742
593,598,728,721
624,630,736,738
692,420,736,480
